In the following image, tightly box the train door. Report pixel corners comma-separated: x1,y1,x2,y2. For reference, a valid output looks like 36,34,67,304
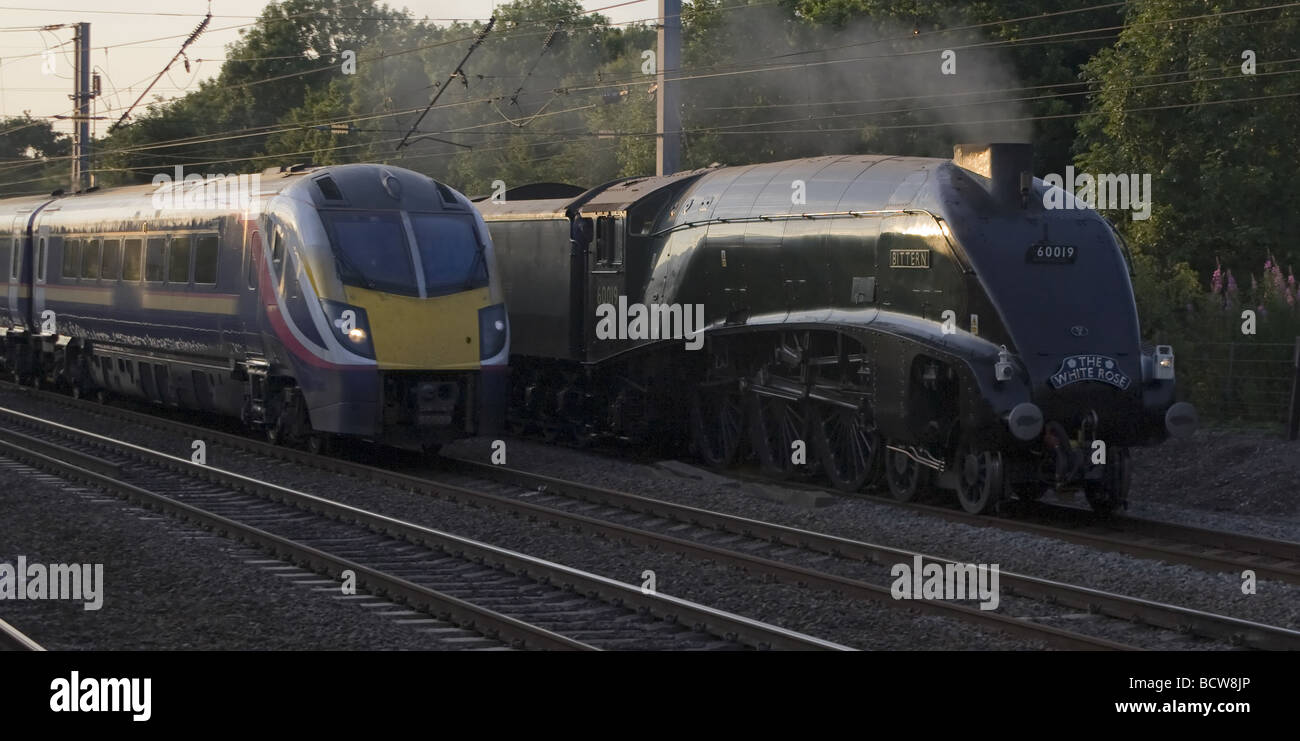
32,224,49,335
235,219,261,356
7,212,28,333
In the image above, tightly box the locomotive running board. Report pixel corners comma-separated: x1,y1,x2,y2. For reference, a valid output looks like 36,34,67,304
885,444,946,473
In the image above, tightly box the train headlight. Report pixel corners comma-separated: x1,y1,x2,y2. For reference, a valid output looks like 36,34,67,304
321,299,376,360
1154,345,1175,380
478,303,508,361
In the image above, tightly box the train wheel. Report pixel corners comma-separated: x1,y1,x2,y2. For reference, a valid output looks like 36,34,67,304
691,387,745,467
813,404,882,492
956,443,1005,515
884,446,928,501
1085,447,1130,516
748,394,809,478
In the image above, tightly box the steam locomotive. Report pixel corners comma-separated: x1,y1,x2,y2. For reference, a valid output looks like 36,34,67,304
477,144,1196,514
0,163,509,452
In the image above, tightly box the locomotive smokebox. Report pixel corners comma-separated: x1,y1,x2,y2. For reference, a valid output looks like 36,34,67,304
953,142,1034,209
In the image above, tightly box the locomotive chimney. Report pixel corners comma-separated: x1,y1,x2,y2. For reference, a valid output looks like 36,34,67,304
953,143,1034,209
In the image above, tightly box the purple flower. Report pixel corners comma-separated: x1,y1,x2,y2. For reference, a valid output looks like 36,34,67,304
1211,259,1223,294
1227,270,1238,294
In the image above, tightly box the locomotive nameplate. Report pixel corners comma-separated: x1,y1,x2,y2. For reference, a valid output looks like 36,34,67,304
1026,243,1077,264
889,249,930,268
1048,354,1131,390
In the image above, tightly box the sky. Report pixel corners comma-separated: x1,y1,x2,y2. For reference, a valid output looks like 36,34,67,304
0,0,655,138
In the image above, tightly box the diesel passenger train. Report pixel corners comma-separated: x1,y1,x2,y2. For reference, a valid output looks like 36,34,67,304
0,163,508,452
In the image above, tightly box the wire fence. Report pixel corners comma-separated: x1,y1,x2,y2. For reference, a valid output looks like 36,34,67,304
1175,339,1300,435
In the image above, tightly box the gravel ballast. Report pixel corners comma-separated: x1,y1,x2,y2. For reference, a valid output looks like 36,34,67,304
0,390,1049,650
0,458,499,651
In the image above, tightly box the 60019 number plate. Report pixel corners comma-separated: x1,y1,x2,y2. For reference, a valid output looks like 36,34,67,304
1026,243,1077,264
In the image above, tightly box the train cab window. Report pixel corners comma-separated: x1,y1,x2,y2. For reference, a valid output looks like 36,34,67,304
594,216,624,267
283,251,300,299
270,231,284,276
100,239,122,281
62,239,81,279
194,235,219,285
122,238,143,281
167,236,192,284
145,238,166,282
81,239,101,280
409,212,487,296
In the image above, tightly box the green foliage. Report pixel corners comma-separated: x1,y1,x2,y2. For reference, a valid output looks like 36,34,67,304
1075,0,1300,278
0,114,71,196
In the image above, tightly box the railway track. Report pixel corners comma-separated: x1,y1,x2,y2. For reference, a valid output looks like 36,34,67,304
17,382,1291,588
0,617,43,651
0,407,842,651
6,387,1299,650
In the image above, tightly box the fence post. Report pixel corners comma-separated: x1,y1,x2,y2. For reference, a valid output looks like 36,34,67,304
1288,336,1300,441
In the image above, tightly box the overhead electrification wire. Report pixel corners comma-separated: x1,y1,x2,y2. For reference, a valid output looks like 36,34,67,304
109,12,211,132
396,17,495,151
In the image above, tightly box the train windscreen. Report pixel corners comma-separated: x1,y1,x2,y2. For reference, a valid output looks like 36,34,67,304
409,213,488,296
320,211,418,296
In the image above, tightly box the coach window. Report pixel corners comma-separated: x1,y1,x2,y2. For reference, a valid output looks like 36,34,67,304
122,238,143,281
194,234,219,285
81,238,101,280
0,239,9,282
9,234,20,280
62,238,80,279
100,238,122,281
168,236,193,284
145,237,166,282
36,238,46,282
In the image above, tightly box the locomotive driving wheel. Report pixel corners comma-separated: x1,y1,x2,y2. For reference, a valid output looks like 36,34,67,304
1085,446,1130,516
748,393,813,479
955,441,1006,515
884,445,929,501
691,385,745,467
813,403,882,492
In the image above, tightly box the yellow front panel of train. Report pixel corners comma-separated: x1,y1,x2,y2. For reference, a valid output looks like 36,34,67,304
344,285,491,370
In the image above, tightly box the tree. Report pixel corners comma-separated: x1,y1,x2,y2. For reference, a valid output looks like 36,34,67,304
1075,0,1300,278
0,114,71,196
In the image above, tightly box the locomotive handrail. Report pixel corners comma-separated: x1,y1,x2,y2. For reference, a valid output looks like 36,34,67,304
649,207,974,274
648,207,935,237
